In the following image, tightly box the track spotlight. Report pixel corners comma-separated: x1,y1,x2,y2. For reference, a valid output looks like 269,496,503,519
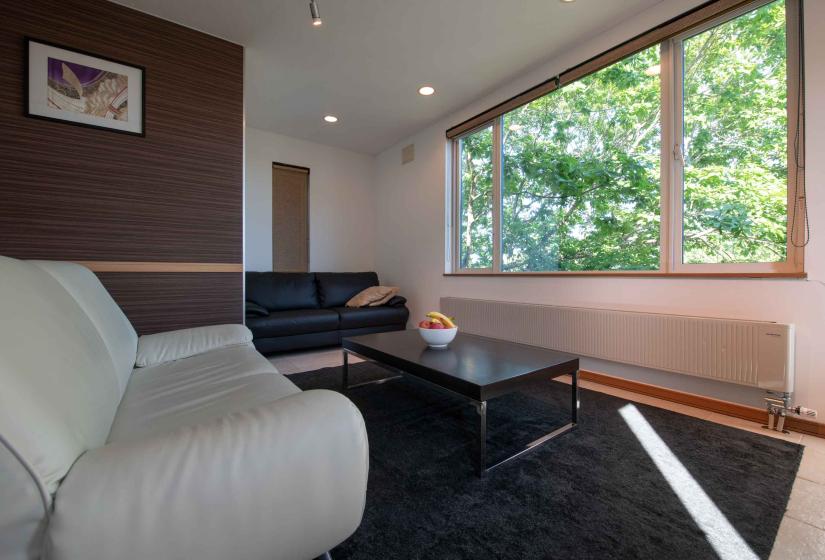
310,0,322,26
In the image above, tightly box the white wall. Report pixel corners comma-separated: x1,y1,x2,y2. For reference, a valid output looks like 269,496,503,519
373,0,825,414
245,127,376,272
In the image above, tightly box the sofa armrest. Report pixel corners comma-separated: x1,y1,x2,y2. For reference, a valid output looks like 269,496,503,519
135,324,253,367
47,390,369,560
245,301,269,317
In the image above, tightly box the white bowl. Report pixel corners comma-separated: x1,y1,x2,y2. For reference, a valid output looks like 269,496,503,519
418,326,458,348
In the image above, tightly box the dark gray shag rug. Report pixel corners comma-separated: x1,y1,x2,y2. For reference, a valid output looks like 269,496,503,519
291,362,802,560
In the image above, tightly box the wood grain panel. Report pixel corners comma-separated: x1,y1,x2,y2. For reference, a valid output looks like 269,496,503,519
0,1,244,332
0,0,243,263
96,272,242,336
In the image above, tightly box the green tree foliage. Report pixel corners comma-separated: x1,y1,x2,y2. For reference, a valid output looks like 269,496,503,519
683,0,787,263
458,0,787,271
501,45,661,271
459,126,493,268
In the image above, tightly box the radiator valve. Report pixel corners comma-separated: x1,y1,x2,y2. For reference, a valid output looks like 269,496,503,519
763,391,817,434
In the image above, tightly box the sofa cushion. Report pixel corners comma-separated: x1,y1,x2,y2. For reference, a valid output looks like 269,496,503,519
346,286,399,308
108,345,299,443
52,389,367,560
30,260,138,396
0,257,121,498
335,306,409,329
246,272,319,311
316,272,378,308
136,324,253,368
246,309,339,338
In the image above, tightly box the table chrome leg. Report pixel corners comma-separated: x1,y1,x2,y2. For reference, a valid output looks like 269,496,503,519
479,373,578,476
342,350,349,391
475,401,487,477
340,348,403,390
572,369,579,424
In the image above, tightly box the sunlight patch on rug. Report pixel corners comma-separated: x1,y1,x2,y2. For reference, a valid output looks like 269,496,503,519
619,404,758,560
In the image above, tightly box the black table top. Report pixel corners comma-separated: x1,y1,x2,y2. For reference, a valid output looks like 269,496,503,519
342,330,579,402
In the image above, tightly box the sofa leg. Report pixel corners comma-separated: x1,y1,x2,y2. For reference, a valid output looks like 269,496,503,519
315,553,333,560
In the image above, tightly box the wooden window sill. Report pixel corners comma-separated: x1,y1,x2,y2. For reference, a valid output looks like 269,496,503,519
444,271,807,279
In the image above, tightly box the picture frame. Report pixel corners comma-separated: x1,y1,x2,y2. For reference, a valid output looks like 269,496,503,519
25,38,145,136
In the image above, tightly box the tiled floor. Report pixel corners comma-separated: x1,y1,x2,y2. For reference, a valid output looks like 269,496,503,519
269,348,825,559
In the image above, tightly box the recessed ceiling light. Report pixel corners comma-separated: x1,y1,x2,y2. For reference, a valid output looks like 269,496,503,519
324,115,338,123
560,0,576,3
418,86,435,96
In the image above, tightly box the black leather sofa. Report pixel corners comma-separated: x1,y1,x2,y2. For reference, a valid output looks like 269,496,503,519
245,271,409,354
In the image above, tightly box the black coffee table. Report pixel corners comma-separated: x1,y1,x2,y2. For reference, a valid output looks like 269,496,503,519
342,330,580,476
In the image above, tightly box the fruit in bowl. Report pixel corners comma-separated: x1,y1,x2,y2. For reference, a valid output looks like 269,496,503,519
418,311,458,348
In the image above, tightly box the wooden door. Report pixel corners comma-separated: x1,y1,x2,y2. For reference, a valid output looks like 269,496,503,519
272,164,309,272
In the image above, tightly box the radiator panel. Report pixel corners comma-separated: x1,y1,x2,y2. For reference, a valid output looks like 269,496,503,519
441,297,793,392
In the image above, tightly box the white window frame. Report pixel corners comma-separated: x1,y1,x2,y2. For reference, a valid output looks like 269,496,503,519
667,0,804,274
452,121,500,274
449,0,804,277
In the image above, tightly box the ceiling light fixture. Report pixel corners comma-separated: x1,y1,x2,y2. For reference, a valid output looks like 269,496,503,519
418,85,435,96
310,0,322,26
324,115,338,123
559,0,576,3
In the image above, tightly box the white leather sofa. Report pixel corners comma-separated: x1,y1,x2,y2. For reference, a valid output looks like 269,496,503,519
0,256,369,560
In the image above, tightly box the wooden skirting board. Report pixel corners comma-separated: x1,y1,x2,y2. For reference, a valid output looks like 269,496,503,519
444,272,806,279
580,370,825,439
76,261,242,273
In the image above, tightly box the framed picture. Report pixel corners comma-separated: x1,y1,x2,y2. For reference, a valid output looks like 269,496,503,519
26,38,145,136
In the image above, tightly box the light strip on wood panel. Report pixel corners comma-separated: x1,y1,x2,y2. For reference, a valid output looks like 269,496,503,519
75,261,243,273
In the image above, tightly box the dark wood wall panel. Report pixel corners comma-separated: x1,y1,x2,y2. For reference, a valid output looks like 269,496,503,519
0,0,244,331
97,273,242,336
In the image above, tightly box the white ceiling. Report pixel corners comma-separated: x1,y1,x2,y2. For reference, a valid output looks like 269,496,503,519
112,0,664,154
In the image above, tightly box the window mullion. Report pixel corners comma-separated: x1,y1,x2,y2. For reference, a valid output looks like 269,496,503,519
670,36,686,273
659,41,673,273
492,117,503,273
450,139,459,273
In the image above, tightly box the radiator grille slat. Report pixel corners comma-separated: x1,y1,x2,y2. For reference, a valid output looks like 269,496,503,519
441,297,793,390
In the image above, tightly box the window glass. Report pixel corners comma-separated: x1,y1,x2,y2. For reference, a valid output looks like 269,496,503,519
451,0,798,275
501,46,662,271
682,0,787,264
458,125,494,269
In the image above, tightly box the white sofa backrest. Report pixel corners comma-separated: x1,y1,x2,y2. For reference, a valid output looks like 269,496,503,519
30,260,138,395
0,257,125,558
